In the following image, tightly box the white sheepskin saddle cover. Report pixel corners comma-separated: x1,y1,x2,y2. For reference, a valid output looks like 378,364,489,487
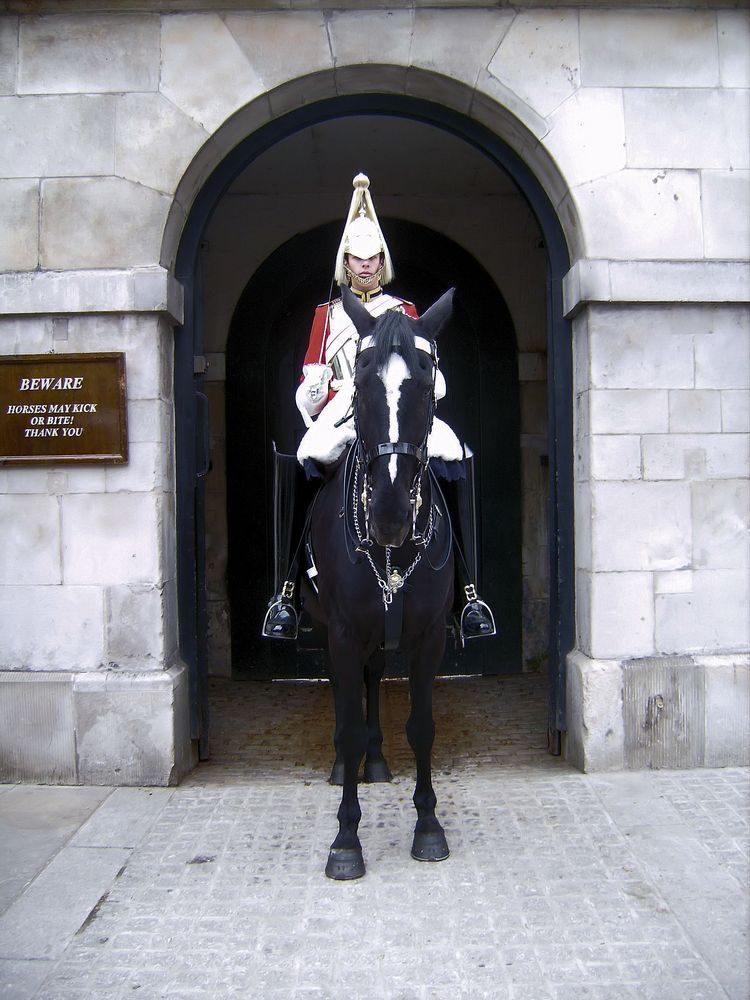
297,379,464,467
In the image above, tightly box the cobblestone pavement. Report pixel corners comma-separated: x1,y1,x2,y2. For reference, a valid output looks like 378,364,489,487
1,672,747,1000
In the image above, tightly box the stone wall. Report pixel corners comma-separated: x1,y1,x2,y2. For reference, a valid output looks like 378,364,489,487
0,3,747,781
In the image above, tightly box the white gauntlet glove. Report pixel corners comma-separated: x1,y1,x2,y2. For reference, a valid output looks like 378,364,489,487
295,363,333,428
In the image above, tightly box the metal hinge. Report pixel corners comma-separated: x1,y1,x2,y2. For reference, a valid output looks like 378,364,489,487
193,355,208,375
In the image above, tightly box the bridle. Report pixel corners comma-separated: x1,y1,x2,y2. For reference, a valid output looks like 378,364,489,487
350,333,439,605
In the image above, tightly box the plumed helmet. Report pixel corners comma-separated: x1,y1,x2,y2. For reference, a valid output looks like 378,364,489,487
334,174,394,286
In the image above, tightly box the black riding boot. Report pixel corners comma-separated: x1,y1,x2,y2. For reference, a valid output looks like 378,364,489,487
261,444,300,641
454,453,496,642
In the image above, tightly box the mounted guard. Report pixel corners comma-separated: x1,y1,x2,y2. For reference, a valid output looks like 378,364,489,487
262,173,495,644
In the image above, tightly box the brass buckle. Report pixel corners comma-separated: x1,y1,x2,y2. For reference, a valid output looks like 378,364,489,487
281,581,295,599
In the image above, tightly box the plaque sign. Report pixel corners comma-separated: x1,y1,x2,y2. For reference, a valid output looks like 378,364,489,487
0,353,128,464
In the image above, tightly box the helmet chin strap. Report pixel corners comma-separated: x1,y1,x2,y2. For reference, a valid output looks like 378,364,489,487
345,264,384,295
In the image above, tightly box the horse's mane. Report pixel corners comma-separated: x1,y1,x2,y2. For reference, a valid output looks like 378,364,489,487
371,310,420,374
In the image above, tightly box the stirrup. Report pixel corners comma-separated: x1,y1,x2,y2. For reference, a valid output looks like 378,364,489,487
262,582,298,641
460,584,496,640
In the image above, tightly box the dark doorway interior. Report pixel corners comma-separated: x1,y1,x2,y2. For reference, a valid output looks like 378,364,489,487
226,219,521,679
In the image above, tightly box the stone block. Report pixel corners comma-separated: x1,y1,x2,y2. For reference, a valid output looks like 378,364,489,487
589,389,668,434
61,493,163,586
133,269,184,323
589,570,655,659
590,435,641,481
0,316,53,355
574,487,592,571
718,11,750,88
66,314,167,400
654,570,693,594
589,309,695,389
226,12,331,88
328,9,413,67
625,89,749,170
591,481,691,572
127,399,172,444
565,650,624,772
691,479,750,570
655,569,749,653
573,170,702,260
0,495,61,585
622,656,704,769
1,465,105,496
0,586,104,670
19,13,159,94
40,178,170,270
0,673,76,783
160,13,264,132
702,657,750,766
115,93,208,195
668,390,721,433
702,170,750,261
569,261,750,308
0,95,115,178
545,89,626,189
0,179,38,270
721,390,750,432
0,269,180,320
472,69,549,147
518,352,546,382
580,10,718,87
105,584,170,667
104,442,167,494
410,9,513,83
520,382,547,436
642,433,749,481
74,665,191,785
695,309,749,389
0,17,16,94
488,9,580,120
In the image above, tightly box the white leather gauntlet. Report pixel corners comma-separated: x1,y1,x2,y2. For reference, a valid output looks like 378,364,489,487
295,363,333,428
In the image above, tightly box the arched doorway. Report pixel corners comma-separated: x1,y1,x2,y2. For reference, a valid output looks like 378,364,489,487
173,95,572,760
226,219,521,679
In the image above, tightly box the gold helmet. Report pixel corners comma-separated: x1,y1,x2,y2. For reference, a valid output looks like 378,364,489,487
334,173,394,287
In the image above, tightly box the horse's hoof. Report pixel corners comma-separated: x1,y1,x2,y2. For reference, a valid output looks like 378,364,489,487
363,758,392,783
411,830,450,862
325,847,366,880
328,761,344,786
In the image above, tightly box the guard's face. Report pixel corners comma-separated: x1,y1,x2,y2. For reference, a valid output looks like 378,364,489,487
346,254,384,291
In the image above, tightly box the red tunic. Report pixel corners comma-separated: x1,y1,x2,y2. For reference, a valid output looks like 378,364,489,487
302,296,419,370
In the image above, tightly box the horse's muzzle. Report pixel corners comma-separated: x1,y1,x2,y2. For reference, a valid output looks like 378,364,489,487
371,520,410,548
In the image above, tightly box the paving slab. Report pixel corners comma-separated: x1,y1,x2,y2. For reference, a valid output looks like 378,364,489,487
69,787,174,849
0,958,51,1000
0,785,111,914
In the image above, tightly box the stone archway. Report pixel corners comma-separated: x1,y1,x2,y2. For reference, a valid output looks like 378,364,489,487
170,87,573,758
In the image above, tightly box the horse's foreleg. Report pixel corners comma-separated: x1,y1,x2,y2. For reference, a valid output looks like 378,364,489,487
363,649,392,783
325,644,368,880
406,637,449,863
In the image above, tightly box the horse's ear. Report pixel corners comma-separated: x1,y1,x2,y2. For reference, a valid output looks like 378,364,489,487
415,288,455,340
340,284,376,337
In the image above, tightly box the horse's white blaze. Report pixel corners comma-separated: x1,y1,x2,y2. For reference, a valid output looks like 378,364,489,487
379,355,410,485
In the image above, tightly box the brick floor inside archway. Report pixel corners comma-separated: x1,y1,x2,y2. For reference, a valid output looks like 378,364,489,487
198,670,560,784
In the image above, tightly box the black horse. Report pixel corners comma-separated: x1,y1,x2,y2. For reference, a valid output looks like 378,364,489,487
304,285,456,880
